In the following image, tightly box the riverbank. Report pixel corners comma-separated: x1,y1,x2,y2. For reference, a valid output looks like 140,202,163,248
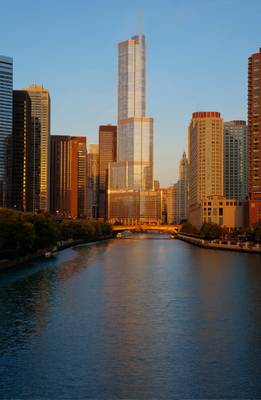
177,233,261,254
0,235,113,272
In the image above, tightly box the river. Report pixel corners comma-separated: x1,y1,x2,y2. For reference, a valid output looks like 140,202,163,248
0,234,260,399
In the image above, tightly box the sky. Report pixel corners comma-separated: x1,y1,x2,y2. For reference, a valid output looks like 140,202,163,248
1,0,261,186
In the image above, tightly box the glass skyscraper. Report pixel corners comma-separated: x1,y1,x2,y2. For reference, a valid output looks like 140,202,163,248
0,55,13,207
108,35,161,224
110,35,153,191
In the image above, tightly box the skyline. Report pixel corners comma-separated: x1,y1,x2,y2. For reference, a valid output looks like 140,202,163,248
1,0,261,185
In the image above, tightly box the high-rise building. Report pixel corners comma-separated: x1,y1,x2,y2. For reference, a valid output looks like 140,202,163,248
0,56,13,207
166,185,175,224
174,152,189,223
12,91,31,211
108,34,160,224
110,35,154,192
87,144,99,219
188,112,224,226
224,121,248,201
248,48,261,226
50,135,87,218
98,125,117,219
25,85,50,212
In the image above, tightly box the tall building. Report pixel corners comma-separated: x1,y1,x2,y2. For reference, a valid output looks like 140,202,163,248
108,34,160,224
174,152,189,223
248,48,261,226
87,144,99,219
224,120,248,201
110,35,153,191
166,185,175,224
25,85,50,212
50,135,87,218
0,56,13,207
12,91,31,211
188,112,224,226
98,125,117,219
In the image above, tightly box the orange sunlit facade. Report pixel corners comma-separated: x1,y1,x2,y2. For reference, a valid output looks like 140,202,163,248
50,135,87,218
248,48,261,226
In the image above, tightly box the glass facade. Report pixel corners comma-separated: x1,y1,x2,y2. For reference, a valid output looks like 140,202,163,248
224,121,248,200
26,85,50,212
0,56,13,207
118,35,146,120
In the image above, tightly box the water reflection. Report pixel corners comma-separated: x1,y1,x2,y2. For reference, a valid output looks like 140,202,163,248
0,235,260,399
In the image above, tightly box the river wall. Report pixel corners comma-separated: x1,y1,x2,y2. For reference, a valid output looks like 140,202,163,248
177,233,261,254
0,235,113,272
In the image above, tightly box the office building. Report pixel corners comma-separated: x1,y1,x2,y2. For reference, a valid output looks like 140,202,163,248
25,85,50,212
87,144,99,219
174,152,189,224
166,185,175,224
196,195,246,230
108,34,160,223
188,112,224,227
50,135,87,218
12,90,31,211
224,120,248,201
248,48,261,226
98,125,117,219
0,56,13,207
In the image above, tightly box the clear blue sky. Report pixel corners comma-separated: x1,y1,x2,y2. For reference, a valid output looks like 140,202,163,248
1,0,261,185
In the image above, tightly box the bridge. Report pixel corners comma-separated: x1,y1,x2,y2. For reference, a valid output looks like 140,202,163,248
112,225,181,234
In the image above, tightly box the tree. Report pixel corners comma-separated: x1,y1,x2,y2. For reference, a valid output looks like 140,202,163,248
180,222,198,235
199,222,224,240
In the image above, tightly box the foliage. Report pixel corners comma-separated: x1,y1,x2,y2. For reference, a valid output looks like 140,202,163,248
253,225,261,243
180,222,199,235
59,219,112,241
199,222,224,240
0,209,113,259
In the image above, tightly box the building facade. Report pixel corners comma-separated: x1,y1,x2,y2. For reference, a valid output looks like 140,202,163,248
224,120,248,201
50,135,87,218
98,125,117,219
248,48,261,226
192,195,246,230
0,56,13,207
166,185,175,224
12,91,31,211
108,34,160,224
25,85,50,212
87,144,99,219
188,112,224,226
174,152,189,224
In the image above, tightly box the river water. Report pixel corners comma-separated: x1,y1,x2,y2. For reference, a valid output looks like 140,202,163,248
0,234,260,399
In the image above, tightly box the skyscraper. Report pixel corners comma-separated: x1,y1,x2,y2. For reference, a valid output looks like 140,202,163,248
12,90,31,211
50,135,87,218
87,144,99,219
188,112,224,225
98,125,117,219
248,48,261,226
110,35,153,191
174,152,189,223
108,34,160,224
0,56,13,207
224,120,248,201
25,85,50,212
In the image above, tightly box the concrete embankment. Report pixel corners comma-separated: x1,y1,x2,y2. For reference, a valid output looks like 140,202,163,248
177,234,261,254
0,235,113,272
